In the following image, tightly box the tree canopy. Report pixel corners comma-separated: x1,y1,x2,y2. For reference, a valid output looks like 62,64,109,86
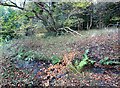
0,1,120,39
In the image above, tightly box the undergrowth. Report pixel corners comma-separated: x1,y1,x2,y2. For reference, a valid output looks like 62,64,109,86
68,49,120,73
99,57,120,65
12,46,61,65
68,49,96,73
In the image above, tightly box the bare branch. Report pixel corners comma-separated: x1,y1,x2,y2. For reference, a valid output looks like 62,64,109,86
65,27,82,36
9,0,17,6
0,0,27,10
58,27,82,36
0,1,24,10
23,0,26,8
32,10,42,20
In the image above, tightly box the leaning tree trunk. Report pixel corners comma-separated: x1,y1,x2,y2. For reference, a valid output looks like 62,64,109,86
88,13,93,29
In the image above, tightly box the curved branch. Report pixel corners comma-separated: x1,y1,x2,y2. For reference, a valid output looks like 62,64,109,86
34,2,57,31
0,0,25,10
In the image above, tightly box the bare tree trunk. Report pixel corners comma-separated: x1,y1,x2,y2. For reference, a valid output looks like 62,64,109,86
78,21,80,31
87,22,89,30
88,14,92,29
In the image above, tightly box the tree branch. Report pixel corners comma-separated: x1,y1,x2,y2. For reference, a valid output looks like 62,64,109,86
0,0,25,10
9,0,17,6
34,2,57,31
0,2,24,10
23,0,26,8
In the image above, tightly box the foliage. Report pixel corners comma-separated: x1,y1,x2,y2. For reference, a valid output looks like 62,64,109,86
73,2,91,8
99,57,120,65
95,2,120,27
0,7,22,40
15,47,48,61
8,2,92,32
50,55,61,65
0,1,119,36
69,49,96,73
14,46,61,65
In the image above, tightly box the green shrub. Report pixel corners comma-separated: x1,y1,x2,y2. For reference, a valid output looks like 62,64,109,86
99,57,120,65
15,47,48,61
68,49,96,73
15,46,62,65
50,55,61,65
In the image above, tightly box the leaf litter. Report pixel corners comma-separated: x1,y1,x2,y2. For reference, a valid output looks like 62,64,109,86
1,29,120,87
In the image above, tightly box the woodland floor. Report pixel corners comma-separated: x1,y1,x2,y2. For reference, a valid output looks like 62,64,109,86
0,28,120,87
